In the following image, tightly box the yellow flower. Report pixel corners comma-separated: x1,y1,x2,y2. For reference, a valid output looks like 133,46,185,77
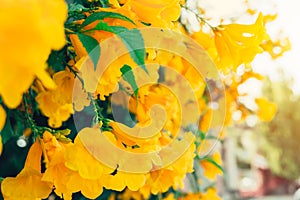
179,193,201,200
41,132,78,200
102,171,146,191
95,55,125,100
200,188,221,200
255,97,277,122
42,131,63,161
214,13,268,72
64,128,124,199
199,108,212,133
0,104,4,155
67,172,104,199
120,0,181,27
140,170,175,195
64,128,112,180
200,151,222,180
163,193,176,200
69,34,89,59
0,105,6,131
42,147,74,200
179,189,221,200
36,69,74,128
0,0,67,108
109,120,162,152
73,77,91,112
192,30,218,62
261,37,291,59
41,130,106,200
1,140,52,200
129,84,181,136
140,132,195,196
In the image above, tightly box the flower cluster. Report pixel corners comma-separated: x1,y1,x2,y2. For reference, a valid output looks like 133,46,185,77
0,0,287,199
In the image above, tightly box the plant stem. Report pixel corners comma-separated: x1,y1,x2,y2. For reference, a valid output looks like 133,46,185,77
23,94,39,136
181,5,216,31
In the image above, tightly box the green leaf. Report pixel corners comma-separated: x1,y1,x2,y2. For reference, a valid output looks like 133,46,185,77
91,21,147,73
93,21,127,33
77,33,100,71
120,64,139,97
81,11,135,28
117,29,147,73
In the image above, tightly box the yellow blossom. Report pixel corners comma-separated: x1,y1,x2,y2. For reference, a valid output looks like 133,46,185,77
129,84,181,136
179,189,220,200
42,147,74,200
41,132,77,200
192,30,218,62
73,78,91,112
36,69,75,128
199,108,212,133
64,128,112,180
214,13,268,72
102,171,146,191
1,140,53,200
67,172,104,199
69,34,89,58
201,188,221,200
42,131,63,161
255,97,277,122
109,120,162,151
140,132,195,196
261,37,291,59
200,151,223,180
0,0,67,108
163,193,176,200
42,130,106,200
120,0,181,27
0,105,6,131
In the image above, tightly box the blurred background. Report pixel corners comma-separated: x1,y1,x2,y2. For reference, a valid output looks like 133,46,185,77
199,0,300,199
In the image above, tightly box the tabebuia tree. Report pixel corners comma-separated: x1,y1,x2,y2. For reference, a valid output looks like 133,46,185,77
0,0,288,199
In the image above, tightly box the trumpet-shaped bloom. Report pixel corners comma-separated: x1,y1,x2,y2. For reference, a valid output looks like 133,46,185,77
0,0,67,108
36,69,74,128
140,132,195,196
124,0,181,27
42,146,74,200
214,13,268,72
42,130,106,200
67,173,104,199
64,128,112,180
1,141,53,200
